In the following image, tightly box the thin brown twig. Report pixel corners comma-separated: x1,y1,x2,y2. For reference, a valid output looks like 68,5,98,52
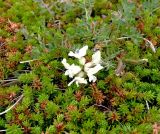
55,88,66,91
93,104,111,111
0,80,19,87
0,79,18,82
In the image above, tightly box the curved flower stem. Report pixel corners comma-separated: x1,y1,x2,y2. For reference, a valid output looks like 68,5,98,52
0,94,23,116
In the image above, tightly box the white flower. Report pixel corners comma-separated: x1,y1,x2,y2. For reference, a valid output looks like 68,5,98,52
88,75,97,82
68,76,87,87
65,64,81,78
68,45,88,59
62,46,104,87
84,50,101,71
68,71,87,87
69,45,88,65
84,51,103,82
62,59,81,78
61,58,70,69
85,64,103,82
86,64,103,76
92,50,101,64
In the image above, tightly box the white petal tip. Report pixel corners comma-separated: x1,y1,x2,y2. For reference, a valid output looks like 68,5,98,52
68,51,75,56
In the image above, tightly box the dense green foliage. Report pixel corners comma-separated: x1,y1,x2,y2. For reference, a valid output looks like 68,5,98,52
0,0,160,133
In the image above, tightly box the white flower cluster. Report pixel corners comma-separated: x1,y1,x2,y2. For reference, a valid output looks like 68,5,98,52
62,45,104,87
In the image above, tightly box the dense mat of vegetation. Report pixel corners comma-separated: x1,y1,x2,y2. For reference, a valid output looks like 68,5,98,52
0,0,160,133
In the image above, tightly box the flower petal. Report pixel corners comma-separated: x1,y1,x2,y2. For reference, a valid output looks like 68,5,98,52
75,77,87,86
88,75,97,82
77,45,88,57
61,58,70,69
68,77,87,87
65,64,81,78
68,51,77,58
79,57,86,65
92,50,101,64
84,62,94,72
87,64,103,76
68,45,88,59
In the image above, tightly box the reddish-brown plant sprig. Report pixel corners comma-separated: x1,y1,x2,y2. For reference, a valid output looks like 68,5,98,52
10,109,31,134
0,94,8,106
0,69,4,79
25,45,32,54
0,36,6,44
5,47,18,58
56,122,65,133
65,105,78,121
92,89,106,105
13,112,23,125
23,126,31,134
67,105,77,111
108,111,120,122
6,61,17,69
40,100,48,110
7,92,16,101
75,90,83,102
136,21,144,32
12,35,18,42
24,108,31,117
110,97,118,106
91,83,106,105
153,123,160,134
64,112,71,121
5,20,21,33
111,85,126,99
0,17,6,24
32,78,42,90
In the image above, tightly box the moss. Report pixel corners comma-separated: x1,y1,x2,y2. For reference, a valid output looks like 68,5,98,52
0,0,160,133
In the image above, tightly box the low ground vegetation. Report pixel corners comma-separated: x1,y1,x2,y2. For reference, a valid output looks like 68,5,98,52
0,0,160,133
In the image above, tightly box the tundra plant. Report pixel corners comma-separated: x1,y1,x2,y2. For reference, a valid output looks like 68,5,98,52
62,45,104,86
